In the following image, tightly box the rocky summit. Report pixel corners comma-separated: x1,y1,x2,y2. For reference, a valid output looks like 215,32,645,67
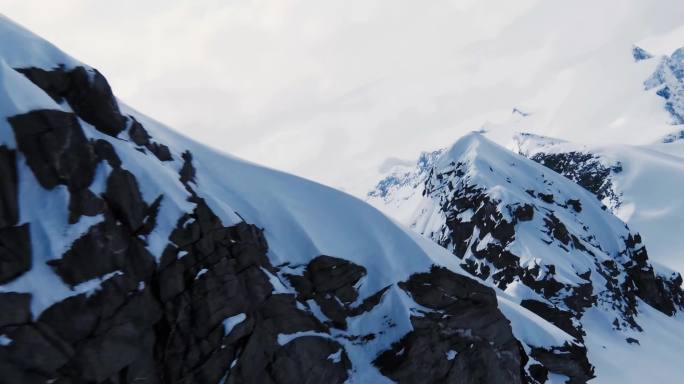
369,132,684,383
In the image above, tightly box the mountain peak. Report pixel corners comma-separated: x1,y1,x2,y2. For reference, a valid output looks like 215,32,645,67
371,130,684,382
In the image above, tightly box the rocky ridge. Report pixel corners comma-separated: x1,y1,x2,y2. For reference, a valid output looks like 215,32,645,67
0,18,545,384
369,132,684,383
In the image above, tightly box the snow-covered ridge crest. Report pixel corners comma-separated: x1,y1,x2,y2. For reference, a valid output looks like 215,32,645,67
371,131,684,383
632,43,684,137
0,15,598,384
513,130,684,276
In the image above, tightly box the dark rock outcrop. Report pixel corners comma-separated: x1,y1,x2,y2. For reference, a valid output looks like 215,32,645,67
8,109,97,191
527,151,622,211
16,66,126,137
129,117,152,147
154,198,351,384
531,344,594,384
286,255,388,329
128,116,173,162
374,266,525,384
47,216,155,286
0,110,353,383
67,188,105,224
103,168,148,232
93,138,121,168
0,147,18,228
0,145,31,285
410,140,684,379
0,292,31,327
179,150,196,185
2,192,351,384
621,234,677,316
0,224,32,284
521,299,582,340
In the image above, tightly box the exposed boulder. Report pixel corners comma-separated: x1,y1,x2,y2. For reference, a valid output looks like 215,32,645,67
0,146,18,228
0,323,74,384
621,235,676,315
513,203,534,222
148,142,173,162
127,116,173,162
521,299,583,340
0,224,32,284
8,109,97,191
128,117,152,147
531,344,594,384
65,288,161,382
103,168,148,232
47,217,155,286
16,66,126,137
286,255,391,329
179,150,196,186
374,266,525,384
67,188,105,224
4,188,352,383
93,138,121,168
268,336,351,384
0,292,31,327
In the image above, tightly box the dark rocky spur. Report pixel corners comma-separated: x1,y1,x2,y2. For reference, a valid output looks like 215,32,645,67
415,144,684,382
0,111,354,383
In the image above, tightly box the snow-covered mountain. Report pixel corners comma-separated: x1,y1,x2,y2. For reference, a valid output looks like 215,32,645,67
513,132,684,276
367,44,684,373
0,15,632,384
639,44,684,127
368,132,684,383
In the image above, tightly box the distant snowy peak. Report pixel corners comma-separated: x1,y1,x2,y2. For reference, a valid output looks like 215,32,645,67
632,46,654,62
636,44,684,130
368,148,444,202
367,148,445,225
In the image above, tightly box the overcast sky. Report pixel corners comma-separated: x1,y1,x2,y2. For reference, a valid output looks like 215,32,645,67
2,1,684,195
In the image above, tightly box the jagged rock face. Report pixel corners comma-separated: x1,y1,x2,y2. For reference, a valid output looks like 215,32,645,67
9,109,97,191
0,118,352,383
16,66,126,137
422,160,600,347
516,136,684,318
155,201,351,384
0,62,529,383
375,267,525,384
0,144,31,285
0,65,355,384
0,146,18,228
527,151,622,211
374,134,684,382
430,156,677,323
0,224,31,284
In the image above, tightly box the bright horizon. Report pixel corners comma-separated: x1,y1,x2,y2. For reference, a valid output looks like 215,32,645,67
2,0,684,196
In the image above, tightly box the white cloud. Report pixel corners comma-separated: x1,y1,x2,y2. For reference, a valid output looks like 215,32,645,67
1,0,684,196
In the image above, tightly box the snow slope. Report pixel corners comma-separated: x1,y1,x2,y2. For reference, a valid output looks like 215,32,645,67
513,132,684,275
0,15,588,384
